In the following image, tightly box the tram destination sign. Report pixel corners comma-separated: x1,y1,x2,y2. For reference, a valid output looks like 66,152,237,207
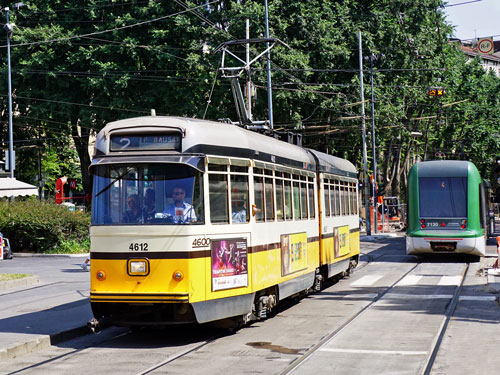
110,134,181,151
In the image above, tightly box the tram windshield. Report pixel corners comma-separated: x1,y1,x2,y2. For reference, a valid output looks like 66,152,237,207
91,163,204,225
418,177,467,218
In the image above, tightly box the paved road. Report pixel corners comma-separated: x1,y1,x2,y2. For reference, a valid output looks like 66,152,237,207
1,236,499,375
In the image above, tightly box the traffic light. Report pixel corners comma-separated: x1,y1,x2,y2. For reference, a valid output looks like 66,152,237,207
377,182,385,197
428,87,444,97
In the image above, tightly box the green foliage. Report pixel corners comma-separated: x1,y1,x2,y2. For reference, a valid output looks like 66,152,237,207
0,200,90,253
0,0,499,199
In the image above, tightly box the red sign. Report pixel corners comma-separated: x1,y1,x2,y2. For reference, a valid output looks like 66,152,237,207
68,179,77,190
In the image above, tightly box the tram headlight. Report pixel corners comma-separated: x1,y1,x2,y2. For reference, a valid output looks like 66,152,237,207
127,259,150,276
173,270,184,281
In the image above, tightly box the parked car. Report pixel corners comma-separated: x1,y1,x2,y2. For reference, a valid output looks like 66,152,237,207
2,237,12,260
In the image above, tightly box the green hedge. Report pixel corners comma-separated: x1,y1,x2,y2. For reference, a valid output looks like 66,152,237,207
0,200,90,253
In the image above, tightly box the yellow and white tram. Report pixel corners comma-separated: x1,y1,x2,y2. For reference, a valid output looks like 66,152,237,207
89,116,360,326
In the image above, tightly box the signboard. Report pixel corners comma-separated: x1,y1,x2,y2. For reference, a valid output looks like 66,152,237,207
68,179,77,190
281,232,307,276
334,225,350,258
110,134,181,151
211,238,248,291
478,37,494,55
428,87,444,97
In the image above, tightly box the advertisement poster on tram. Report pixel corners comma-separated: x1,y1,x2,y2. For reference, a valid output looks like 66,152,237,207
334,225,350,258
281,232,307,276
211,238,248,291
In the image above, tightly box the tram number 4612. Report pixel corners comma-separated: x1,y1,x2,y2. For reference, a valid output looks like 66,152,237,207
129,243,149,251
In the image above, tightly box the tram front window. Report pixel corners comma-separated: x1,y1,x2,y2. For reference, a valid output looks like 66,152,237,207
418,177,467,218
92,163,204,225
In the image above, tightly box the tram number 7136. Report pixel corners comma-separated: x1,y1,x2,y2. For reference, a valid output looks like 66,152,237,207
129,243,149,251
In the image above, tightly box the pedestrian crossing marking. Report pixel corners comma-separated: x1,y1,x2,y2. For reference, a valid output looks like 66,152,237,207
437,276,462,286
396,275,423,286
350,275,383,286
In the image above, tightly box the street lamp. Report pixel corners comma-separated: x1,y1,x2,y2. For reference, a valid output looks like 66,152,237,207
3,2,23,178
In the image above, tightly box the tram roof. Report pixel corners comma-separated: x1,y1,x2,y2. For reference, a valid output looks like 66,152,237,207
94,116,356,176
413,160,477,178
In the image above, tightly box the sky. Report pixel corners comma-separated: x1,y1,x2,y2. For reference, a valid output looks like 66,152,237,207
445,0,500,41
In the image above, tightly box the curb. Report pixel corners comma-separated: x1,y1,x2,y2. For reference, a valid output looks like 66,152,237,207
0,325,92,361
12,253,89,258
0,275,40,291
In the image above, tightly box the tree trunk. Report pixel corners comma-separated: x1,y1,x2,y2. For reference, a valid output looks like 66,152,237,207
71,121,93,204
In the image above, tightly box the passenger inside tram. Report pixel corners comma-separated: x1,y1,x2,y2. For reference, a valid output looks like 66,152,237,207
143,188,156,222
122,194,141,223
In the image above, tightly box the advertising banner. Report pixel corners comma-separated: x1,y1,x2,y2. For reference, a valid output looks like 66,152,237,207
281,232,307,276
211,238,248,291
334,225,350,258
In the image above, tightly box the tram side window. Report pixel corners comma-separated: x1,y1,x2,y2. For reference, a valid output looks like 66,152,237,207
308,181,315,219
254,176,265,222
293,179,301,220
300,182,308,219
335,181,341,216
231,175,249,223
329,180,335,216
209,174,229,223
284,179,292,220
324,182,331,217
276,178,284,221
265,177,275,221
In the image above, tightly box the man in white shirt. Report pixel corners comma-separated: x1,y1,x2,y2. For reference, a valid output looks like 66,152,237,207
163,186,196,223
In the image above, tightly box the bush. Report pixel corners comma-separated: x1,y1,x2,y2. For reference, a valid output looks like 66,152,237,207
0,200,90,253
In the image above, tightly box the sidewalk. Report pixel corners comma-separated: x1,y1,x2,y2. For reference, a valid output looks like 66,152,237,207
0,254,93,360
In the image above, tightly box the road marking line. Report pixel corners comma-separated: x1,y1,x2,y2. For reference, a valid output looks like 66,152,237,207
320,348,428,356
459,295,497,301
386,293,453,299
396,275,423,286
350,275,383,287
438,276,462,286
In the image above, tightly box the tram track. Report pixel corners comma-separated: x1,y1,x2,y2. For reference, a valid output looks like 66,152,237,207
420,262,470,375
279,261,421,375
280,260,471,375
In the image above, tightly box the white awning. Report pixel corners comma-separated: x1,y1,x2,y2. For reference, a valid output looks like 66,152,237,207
0,178,39,197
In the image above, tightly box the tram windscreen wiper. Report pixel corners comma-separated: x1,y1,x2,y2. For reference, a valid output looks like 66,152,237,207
95,167,133,198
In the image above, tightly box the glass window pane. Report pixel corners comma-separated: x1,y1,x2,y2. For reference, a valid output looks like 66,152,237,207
209,174,228,223
91,164,203,225
231,175,249,223
308,183,315,218
418,177,467,217
265,178,275,221
293,181,300,220
230,165,248,173
324,184,330,217
208,164,227,172
300,183,308,219
276,180,284,220
336,183,341,216
284,180,292,220
254,176,264,222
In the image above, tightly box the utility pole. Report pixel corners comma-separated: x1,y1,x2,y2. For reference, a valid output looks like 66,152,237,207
358,31,371,235
4,7,14,178
264,0,273,129
369,54,378,234
245,19,252,121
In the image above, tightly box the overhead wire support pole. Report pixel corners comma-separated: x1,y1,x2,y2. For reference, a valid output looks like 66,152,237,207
5,7,14,178
370,55,377,234
264,0,273,129
358,31,371,235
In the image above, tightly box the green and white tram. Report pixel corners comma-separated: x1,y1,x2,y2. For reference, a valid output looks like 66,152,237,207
406,160,488,256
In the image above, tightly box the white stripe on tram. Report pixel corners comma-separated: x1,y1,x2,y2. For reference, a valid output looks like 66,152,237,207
320,348,428,356
350,275,384,287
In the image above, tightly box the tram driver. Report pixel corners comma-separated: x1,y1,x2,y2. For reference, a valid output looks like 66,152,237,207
163,186,197,224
